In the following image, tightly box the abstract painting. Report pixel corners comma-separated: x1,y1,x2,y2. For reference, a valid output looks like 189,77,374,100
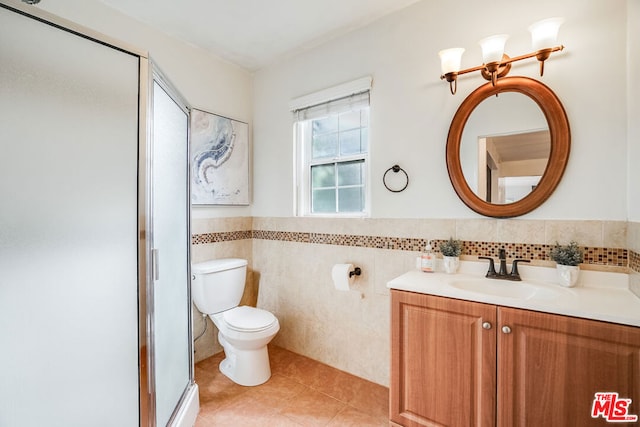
190,109,249,205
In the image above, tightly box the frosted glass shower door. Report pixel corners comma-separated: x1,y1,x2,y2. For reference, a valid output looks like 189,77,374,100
0,4,140,426
150,79,192,426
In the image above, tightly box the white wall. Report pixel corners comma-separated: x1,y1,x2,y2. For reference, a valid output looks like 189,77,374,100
37,0,632,221
38,0,254,220
629,0,640,222
253,0,629,220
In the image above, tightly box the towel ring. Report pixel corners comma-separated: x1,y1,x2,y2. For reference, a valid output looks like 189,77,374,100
383,165,409,193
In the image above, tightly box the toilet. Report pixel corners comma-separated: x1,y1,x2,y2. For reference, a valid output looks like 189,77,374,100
191,258,279,386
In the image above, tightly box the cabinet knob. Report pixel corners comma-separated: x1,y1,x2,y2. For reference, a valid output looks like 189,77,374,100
482,322,492,330
502,326,512,334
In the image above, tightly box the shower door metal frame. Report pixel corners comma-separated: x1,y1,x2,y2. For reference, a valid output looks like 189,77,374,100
139,57,152,427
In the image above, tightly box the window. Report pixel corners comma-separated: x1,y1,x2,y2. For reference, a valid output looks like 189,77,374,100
292,78,371,216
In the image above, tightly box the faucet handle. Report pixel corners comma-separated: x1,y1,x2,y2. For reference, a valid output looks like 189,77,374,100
510,259,531,280
478,256,497,278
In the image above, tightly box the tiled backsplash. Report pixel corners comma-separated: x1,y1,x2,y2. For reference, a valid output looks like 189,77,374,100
191,217,640,386
193,227,635,271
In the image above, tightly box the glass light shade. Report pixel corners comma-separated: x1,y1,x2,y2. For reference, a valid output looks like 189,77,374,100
479,34,509,64
438,48,465,74
529,17,564,51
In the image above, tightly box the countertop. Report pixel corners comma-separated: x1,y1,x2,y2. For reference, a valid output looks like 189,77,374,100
387,261,640,327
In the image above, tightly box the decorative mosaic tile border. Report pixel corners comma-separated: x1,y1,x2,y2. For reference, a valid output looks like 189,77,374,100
191,230,252,245
251,230,310,243
630,250,640,273
192,229,633,269
457,240,628,267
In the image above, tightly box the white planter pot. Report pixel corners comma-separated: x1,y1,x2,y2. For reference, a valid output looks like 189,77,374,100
443,256,460,274
556,264,580,287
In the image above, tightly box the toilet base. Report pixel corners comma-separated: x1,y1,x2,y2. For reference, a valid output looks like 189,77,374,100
218,333,272,386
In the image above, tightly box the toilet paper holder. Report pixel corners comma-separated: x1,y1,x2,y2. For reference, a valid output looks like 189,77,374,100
349,267,362,278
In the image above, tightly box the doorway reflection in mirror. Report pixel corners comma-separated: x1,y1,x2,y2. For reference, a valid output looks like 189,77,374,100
460,92,550,204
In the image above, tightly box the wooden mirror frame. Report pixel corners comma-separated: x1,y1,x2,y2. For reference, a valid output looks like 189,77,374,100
446,76,571,218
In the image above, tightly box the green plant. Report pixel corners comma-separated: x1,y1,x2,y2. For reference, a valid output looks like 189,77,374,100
549,241,583,266
439,238,462,257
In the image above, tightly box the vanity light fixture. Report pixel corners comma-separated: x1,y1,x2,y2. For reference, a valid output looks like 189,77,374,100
439,17,564,95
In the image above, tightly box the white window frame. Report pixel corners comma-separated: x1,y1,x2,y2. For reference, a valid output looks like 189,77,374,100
291,77,372,217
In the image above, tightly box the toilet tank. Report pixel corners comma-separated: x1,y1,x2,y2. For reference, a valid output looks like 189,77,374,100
191,258,248,314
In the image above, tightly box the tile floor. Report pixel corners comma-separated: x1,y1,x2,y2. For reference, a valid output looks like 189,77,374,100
195,345,389,426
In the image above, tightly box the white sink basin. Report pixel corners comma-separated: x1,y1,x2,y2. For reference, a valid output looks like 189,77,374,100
448,278,563,300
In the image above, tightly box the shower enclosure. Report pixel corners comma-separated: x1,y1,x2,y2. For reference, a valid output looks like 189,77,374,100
0,1,196,425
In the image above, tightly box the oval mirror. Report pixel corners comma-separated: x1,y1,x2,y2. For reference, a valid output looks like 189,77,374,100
446,77,570,217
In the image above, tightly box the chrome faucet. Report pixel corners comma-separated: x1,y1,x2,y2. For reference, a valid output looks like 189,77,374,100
479,249,530,281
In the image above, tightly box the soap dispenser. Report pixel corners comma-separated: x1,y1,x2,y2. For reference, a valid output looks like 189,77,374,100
421,241,435,273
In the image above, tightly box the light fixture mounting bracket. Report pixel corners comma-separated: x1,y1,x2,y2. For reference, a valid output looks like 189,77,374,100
480,54,512,81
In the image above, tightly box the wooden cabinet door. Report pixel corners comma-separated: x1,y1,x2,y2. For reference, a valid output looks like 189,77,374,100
390,290,497,427
498,307,640,427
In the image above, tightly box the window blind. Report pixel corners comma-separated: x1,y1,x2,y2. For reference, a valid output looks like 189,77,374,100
293,91,370,122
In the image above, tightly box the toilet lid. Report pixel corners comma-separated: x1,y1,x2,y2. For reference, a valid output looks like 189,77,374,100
223,306,276,332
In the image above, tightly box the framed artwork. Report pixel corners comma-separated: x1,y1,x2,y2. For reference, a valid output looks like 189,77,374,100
190,108,249,205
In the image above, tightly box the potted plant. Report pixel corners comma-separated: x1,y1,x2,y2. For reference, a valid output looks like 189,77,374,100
549,241,583,287
439,238,462,274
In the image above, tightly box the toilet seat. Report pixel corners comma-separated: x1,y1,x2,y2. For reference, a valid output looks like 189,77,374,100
223,306,276,332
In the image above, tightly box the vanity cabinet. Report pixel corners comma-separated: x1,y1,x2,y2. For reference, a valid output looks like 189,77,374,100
390,289,640,427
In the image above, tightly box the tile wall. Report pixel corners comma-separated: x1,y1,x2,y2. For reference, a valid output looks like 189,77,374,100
191,216,639,386
629,221,640,296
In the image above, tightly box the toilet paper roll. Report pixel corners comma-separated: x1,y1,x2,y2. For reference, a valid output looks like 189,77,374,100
331,263,355,291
